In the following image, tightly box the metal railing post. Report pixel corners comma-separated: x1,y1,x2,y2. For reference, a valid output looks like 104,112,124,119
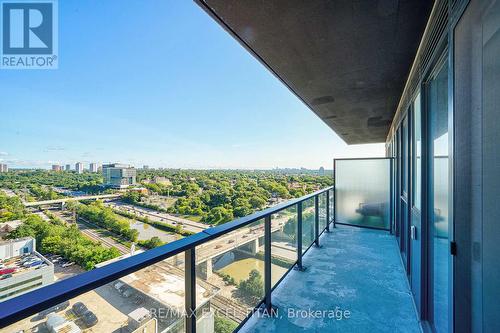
264,215,273,314
314,195,320,247
185,248,196,333
295,202,305,271
389,157,394,235
326,190,330,232
333,162,337,228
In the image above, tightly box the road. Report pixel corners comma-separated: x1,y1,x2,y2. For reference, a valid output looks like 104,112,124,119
108,201,300,264
106,201,208,233
23,193,122,207
195,214,294,264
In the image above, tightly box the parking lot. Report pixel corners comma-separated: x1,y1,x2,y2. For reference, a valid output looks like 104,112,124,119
43,254,84,281
2,286,129,333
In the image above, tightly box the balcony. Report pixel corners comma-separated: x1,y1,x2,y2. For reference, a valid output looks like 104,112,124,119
240,226,419,333
0,158,411,333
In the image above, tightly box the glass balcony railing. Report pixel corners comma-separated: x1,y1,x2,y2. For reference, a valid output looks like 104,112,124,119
0,187,334,333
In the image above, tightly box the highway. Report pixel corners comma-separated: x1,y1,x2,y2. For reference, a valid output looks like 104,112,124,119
107,200,301,264
195,215,294,264
23,193,122,207
105,201,208,233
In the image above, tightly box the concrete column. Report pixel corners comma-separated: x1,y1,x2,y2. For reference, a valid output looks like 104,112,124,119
249,238,259,255
199,258,213,280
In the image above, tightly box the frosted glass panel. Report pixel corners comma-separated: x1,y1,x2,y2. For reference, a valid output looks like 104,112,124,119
335,159,391,229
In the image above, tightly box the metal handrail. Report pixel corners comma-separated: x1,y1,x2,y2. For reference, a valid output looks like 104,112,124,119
0,186,334,330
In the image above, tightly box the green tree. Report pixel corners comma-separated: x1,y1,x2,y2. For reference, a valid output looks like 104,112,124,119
138,236,164,249
214,315,238,333
238,269,264,300
249,195,266,209
0,193,26,222
205,206,233,225
8,214,120,270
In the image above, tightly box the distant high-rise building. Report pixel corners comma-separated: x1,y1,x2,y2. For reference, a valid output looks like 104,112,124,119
65,164,71,171
143,165,149,170
102,163,137,189
51,165,62,172
89,163,99,173
75,162,83,174
0,164,8,173
319,167,325,175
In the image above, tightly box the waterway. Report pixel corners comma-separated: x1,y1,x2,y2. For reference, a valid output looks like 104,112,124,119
129,220,178,243
217,257,289,286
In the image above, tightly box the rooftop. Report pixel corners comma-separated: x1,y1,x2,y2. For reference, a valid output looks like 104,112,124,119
103,163,134,169
240,225,420,332
121,260,216,314
0,237,33,247
0,252,52,279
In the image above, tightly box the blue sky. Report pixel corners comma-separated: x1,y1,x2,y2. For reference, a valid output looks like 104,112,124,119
0,0,383,170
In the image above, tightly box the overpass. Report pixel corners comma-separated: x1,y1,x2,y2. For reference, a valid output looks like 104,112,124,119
23,193,122,207
195,214,298,279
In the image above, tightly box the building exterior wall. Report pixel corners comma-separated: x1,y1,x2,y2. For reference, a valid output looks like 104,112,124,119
75,162,83,174
0,238,54,302
102,164,137,188
0,238,35,259
0,261,54,301
386,0,500,331
89,163,99,173
454,1,500,331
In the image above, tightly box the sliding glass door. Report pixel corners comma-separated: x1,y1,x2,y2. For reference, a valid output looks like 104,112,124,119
410,92,423,312
427,57,450,333
400,115,410,272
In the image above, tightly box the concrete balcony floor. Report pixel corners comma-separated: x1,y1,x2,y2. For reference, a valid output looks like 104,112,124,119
240,225,421,333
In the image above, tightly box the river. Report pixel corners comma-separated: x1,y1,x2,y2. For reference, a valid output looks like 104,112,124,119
129,220,178,243
217,257,289,286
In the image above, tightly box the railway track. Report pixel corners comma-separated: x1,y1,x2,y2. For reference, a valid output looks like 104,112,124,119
210,294,249,323
49,211,131,255
77,218,131,254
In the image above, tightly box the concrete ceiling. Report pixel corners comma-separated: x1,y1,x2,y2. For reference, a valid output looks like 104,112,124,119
196,0,433,144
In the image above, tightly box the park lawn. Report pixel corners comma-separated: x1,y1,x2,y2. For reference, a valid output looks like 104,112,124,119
182,215,203,222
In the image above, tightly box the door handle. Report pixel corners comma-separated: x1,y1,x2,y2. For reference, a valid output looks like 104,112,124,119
410,225,417,240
